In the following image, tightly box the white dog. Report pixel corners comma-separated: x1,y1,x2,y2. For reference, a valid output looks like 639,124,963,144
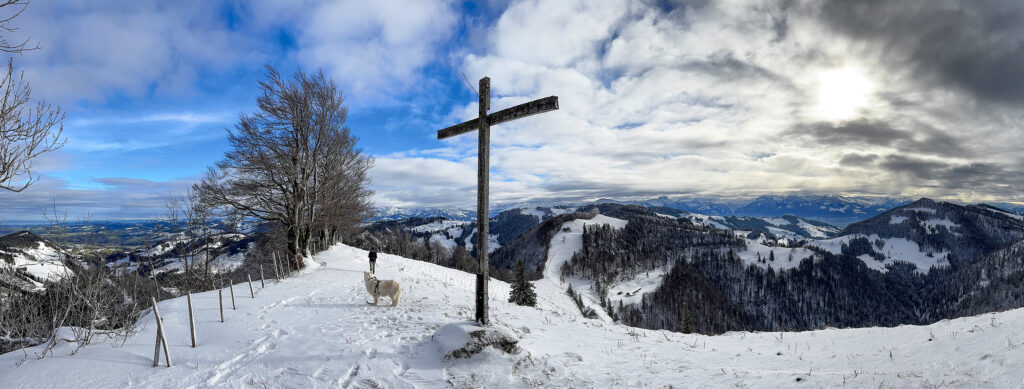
364,271,401,307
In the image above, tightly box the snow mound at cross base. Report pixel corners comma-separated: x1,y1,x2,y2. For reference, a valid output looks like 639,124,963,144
432,321,521,360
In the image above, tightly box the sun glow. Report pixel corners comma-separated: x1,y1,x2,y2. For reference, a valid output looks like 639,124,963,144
815,66,874,121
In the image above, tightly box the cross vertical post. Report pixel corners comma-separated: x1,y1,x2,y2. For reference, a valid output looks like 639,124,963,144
436,76,558,326
476,77,490,325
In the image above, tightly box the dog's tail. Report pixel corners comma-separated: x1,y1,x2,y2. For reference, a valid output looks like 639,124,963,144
392,285,402,307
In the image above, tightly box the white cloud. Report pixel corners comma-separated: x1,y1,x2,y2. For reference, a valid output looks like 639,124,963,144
11,0,258,103
292,0,459,101
370,156,476,207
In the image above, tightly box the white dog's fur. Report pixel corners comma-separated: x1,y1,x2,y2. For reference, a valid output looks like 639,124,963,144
364,272,401,306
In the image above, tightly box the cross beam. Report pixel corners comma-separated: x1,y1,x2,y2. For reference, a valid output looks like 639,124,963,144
437,96,559,139
435,77,559,325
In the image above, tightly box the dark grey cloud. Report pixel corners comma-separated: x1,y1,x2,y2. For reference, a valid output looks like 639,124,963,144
786,119,969,157
681,52,795,88
819,0,1024,104
878,155,1017,194
838,153,878,167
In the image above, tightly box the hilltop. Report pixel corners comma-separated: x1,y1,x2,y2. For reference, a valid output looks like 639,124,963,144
2,243,1023,387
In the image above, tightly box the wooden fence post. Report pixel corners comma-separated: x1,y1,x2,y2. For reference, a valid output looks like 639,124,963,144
273,253,280,280
259,265,265,288
151,297,172,367
283,252,288,275
229,282,236,310
187,292,197,348
247,274,255,298
280,252,287,276
219,288,224,323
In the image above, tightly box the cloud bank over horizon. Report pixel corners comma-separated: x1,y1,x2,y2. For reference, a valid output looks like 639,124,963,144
1,0,1023,220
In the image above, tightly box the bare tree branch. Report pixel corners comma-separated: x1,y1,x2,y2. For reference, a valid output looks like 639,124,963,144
0,1,62,192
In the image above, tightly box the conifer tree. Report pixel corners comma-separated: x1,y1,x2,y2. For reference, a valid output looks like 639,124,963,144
509,260,537,307
681,302,695,334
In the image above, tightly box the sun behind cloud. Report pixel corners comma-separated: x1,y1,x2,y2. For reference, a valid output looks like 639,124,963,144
815,66,874,121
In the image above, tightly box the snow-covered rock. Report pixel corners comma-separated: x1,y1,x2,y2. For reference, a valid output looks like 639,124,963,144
432,322,520,360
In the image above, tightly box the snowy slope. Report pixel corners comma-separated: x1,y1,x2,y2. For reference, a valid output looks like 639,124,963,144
3,243,1024,388
0,232,71,282
541,214,629,321
681,213,839,241
735,239,816,271
806,234,950,274
11,241,68,281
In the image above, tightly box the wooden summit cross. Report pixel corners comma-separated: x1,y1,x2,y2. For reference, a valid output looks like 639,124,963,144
437,77,558,325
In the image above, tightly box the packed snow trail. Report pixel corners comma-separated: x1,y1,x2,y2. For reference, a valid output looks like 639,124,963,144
541,214,628,321
2,244,1024,387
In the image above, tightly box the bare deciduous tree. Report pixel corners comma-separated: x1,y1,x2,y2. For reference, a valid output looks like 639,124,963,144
198,65,373,269
0,0,65,192
164,188,216,290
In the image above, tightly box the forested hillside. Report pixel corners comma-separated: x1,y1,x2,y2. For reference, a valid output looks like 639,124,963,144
507,201,1024,335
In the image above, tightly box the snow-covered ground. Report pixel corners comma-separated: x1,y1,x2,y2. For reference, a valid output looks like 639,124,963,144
3,243,1024,388
463,228,500,254
795,218,835,238
890,215,909,224
425,233,457,251
807,234,950,274
542,214,629,321
920,218,960,235
606,265,670,306
6,241,71,281
736,239,816,271
410,220,468,234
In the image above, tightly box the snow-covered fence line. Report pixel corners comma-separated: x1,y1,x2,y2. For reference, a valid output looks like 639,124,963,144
150,274,271,368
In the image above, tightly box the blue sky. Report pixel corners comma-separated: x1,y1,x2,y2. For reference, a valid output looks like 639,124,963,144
2,0,1024,220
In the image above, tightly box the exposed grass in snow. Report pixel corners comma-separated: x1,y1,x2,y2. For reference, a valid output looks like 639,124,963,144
2,243,1023,387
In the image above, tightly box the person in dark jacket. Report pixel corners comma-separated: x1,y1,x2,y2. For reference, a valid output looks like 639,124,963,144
368,250,377,273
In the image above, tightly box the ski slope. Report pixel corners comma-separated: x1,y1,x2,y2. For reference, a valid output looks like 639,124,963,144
2,243,1024,388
